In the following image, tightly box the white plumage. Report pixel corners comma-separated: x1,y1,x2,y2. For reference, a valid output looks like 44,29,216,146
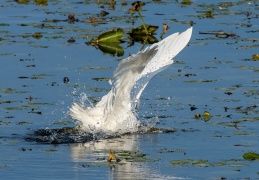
70,27,193,134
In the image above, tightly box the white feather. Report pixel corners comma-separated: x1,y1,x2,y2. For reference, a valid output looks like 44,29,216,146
70,27,193,133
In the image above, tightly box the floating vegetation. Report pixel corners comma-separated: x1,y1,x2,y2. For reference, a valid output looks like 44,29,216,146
234,131,255,136
79,66,110,71
170,158,247,167
44,149,57,153
252,54,259,61
181,0,192,5
7,141,19,145
0,88,27,94
0,23,9,26
16,0,29,4
0,121,11,125
67,38,75,43
2,0,259,179
130,24,159,35
129,24,159,46
170,159,208,167
17,121,32,125
34,0,48,6
203,111,210,116
157,148,185,154
199,31,236,38
0,100,14,104
91,29,124,44
32,32,43,39
82,149,160,167
6,107,23,111
87,29,125,56
194,111,211,121
31,74,54,80
129,33,158,45
243,152,259,161
184,79,218,83
96,42,124,57
85,17,99,23
205,11,214,18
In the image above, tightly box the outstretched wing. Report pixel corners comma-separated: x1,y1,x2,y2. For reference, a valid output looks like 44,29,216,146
97,27,193,114
132,27,193,105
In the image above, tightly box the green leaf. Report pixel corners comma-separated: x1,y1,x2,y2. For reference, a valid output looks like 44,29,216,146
44,149,57,152
32,32,43,39
97,42,124,57
243,152,259,160
252,54,259,61
129,34,158,44
130,24,159,35
35,0,48,6
97,29,124,43
16,0,29,3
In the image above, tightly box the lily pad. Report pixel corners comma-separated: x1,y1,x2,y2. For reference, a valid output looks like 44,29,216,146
129,34,158,44
44,149,57,153
184,79,219,83
35,0,48,6
130,24,158,35
157,148,185,153
0,121,10,125
97,29,124,43
32,32,43,39
252,54,259,61
170,158,246,167
170,159,208,167
243,152,259,161
0,88,27,94
6,107,23,111
0,23,9,26
97,42,124,57
17,121,32,125
0,100,14,104
234,131,255,135
16,0,29,4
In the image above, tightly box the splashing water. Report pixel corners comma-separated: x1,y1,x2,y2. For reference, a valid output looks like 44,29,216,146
70,27,193,135
78,92,94,108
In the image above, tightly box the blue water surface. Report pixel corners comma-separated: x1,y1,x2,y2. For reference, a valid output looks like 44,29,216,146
0,0,259,179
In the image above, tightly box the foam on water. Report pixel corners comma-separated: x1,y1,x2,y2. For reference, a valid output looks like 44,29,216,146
70,27,193,135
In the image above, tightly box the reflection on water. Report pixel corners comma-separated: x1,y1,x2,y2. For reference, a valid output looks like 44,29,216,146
70,134,186,180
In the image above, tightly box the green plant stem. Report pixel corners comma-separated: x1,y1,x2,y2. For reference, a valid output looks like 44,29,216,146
137,10,148,35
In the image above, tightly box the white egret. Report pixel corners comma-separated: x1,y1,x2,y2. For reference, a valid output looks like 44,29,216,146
70,27,193,134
